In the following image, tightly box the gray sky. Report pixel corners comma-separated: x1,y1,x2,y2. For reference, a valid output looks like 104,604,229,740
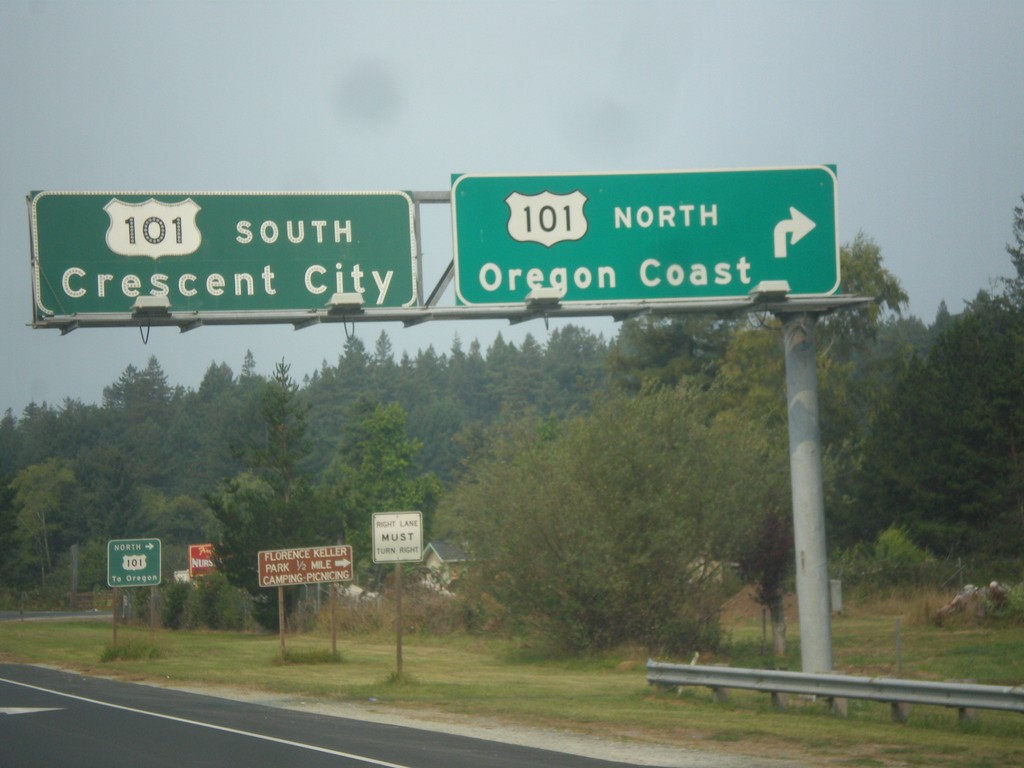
2,0,1022,414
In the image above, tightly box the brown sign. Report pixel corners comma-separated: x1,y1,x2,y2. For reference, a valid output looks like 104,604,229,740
257,545,353,588
188,543,216,578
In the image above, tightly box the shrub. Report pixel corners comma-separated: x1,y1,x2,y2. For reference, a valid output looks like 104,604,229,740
835,526,945,594
441,388,777,655
193,572,247,630
160,573,251,631
100,640,161,662
160,582,191,630
874,526,928,567
1005,584,1024,622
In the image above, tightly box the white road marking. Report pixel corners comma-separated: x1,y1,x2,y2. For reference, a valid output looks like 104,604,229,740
0,676,413,767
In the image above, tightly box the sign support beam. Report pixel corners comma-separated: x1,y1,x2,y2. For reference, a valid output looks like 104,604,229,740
782,312,833,673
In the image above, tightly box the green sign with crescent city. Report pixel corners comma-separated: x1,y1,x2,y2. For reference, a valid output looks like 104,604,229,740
451,167,839,305
29,191,417,321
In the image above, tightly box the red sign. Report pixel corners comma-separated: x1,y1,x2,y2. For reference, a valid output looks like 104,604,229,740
257,545,353,588
188,543,217,578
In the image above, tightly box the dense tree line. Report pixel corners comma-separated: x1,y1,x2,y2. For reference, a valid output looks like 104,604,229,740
852,198,1024,559
2,198,1023,651
0,326,609,596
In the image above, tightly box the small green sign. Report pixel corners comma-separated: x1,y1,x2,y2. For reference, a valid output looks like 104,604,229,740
30,191,417,321
107,538,162,587
451,167,839,305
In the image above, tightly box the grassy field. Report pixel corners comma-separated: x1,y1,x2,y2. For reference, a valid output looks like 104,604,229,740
1,589,1022,768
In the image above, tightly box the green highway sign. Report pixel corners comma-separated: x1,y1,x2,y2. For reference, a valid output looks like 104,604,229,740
451,167,839,305
29,191,417,322
107,538,162,587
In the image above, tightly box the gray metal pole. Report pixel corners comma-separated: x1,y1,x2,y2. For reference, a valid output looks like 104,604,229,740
782,313,833,673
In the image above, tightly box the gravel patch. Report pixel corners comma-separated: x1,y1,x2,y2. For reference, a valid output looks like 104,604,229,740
163,682,798,768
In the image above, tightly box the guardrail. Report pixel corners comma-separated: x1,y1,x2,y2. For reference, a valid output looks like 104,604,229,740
647,660,1024,722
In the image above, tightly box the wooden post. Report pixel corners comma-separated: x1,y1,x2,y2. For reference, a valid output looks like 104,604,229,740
112,587,119,648
330,583,337,656
761,607,767,656
278,586,286,661
149,585,157,643
395,564,403,678
69,543,79,610
896,618,903,675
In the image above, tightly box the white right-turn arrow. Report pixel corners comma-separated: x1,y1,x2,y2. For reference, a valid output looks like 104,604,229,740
774,207,816,258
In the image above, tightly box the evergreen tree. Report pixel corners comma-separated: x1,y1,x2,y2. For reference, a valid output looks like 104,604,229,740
240,350,258,381
0,410,17,477
858,299,1024,556
321,400,440,586
0,477,24,587
1005,193,1024,299
174,362,249,492
74,445,144,540
101,357,182,490
607,315,735,393
447,338,488,425
373,330,396,366
210,361,323,627
245,361,312,503
541,325,609,413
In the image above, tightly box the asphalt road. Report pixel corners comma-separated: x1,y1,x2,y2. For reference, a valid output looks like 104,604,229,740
0,664,684,768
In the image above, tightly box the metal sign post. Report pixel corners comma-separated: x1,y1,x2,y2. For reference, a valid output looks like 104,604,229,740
782,313,833,673
111,587,119,649
330,583,338,657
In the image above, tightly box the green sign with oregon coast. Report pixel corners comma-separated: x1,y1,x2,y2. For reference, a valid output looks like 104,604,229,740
29,191,417,320
451,167,839,305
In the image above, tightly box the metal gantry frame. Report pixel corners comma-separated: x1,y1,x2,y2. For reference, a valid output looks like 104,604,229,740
30,190,869,335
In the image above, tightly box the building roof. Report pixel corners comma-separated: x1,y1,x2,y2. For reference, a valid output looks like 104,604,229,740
424,540,470,563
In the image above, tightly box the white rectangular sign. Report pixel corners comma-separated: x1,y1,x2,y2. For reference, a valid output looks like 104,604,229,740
372,511,423,563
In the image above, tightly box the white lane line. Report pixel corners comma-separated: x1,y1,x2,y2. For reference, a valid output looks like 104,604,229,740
0,676,413,768
0,707,63,715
